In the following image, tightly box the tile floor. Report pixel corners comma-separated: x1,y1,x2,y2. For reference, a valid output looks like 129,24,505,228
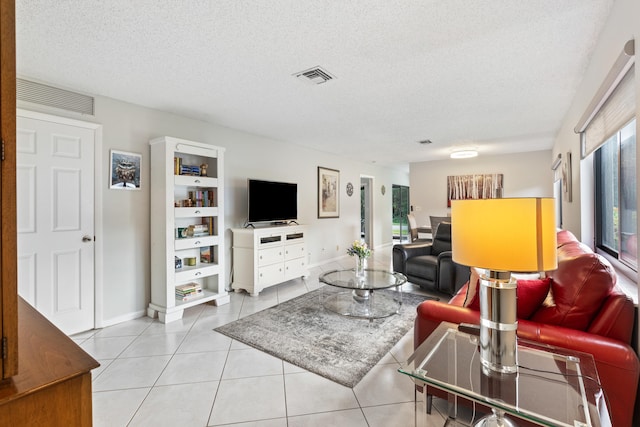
73,245,464,426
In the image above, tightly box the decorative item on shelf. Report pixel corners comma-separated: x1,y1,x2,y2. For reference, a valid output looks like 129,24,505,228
176,227,188,239
451,197,557,426
346,182,354,197
184,257,197,266
200,246,211,263
200,163,208,176
174,256,182,269
347,240,371,278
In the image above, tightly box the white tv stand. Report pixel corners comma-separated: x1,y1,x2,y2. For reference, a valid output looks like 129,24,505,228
231,224,309,296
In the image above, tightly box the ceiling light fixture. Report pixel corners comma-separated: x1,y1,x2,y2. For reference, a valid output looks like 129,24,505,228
450,149,478,159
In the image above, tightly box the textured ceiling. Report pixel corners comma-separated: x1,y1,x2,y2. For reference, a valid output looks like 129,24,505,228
16,1,613,169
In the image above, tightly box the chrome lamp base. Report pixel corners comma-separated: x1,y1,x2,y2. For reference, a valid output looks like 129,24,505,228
479,270,518,374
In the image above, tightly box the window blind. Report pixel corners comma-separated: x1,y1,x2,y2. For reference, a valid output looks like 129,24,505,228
576,40,635,158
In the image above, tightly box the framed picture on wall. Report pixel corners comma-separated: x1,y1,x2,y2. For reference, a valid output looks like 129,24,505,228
318,166,340,218
446,173,503,207
110,150,142,190
562,151,572,202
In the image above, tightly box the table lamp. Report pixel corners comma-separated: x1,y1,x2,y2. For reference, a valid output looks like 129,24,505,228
451,198,557,374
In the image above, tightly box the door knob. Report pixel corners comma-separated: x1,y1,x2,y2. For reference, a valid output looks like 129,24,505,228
82,235,93,242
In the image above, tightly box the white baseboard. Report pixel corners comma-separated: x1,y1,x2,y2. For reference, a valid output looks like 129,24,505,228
98,310,147,329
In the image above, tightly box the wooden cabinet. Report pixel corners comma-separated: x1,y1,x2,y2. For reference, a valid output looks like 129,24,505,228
0,298,99,426
0,0,17,380
231,225,309,296
148,136,229,323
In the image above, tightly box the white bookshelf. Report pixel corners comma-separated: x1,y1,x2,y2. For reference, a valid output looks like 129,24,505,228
148,136,229,323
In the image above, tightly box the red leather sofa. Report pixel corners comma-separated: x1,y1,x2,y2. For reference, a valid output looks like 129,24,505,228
414,230,639,427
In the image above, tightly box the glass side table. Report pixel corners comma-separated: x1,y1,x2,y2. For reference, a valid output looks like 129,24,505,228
399,322,610,427
319,269,407,320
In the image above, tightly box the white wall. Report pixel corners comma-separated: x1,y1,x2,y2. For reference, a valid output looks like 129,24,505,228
551,0,640,242
409,150,554,227
20,94,408,326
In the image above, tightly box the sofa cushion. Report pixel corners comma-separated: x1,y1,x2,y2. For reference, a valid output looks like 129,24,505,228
463,275,551,319
531,251,616,331
406,256,437,281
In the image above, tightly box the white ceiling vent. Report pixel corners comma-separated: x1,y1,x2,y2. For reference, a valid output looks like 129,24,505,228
17,78,95,115
294,66,335,85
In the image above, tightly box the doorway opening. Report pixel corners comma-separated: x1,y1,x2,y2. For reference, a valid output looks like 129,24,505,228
392,185,410,242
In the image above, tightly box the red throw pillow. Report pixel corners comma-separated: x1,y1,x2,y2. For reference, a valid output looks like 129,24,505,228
464,276,551,319
516,278,552,318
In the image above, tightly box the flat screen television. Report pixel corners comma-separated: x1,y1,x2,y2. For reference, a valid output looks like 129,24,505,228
247,179,298,224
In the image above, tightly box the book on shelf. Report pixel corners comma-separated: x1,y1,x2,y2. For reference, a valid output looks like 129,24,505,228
176,289,204,301
175,283,202,299
187,224,208,237
202,217,214,235
187,190,216,207
174,156,182,175
175,282,202,292
180,164,201,176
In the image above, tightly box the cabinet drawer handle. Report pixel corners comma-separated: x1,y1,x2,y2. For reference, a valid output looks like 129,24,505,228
195,210,201,214
195,272,201,276
194,179,201,183
194,241,201,245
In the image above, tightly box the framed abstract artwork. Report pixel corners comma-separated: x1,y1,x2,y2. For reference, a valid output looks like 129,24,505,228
447,173,503,206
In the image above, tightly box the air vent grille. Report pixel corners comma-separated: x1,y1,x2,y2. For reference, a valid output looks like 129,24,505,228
294,66,335,85
17,78,95,115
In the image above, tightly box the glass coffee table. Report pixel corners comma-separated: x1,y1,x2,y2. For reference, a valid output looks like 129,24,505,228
319,269,407,320
399,322,610,427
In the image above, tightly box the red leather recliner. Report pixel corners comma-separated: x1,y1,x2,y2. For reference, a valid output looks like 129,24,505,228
414,230,639,427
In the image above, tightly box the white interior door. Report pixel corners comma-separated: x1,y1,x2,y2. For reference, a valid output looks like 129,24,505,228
16,113,96,335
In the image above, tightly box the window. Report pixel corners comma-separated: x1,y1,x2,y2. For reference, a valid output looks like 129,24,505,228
595,118,637,270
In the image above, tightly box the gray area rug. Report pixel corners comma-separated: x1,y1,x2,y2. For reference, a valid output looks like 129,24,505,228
214,287,436,388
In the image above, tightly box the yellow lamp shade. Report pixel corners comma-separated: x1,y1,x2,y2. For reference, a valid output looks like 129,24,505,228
451,198,557,272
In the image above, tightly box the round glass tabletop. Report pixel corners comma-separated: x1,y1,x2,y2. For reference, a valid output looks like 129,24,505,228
319,269,407,319
319,269,407,291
